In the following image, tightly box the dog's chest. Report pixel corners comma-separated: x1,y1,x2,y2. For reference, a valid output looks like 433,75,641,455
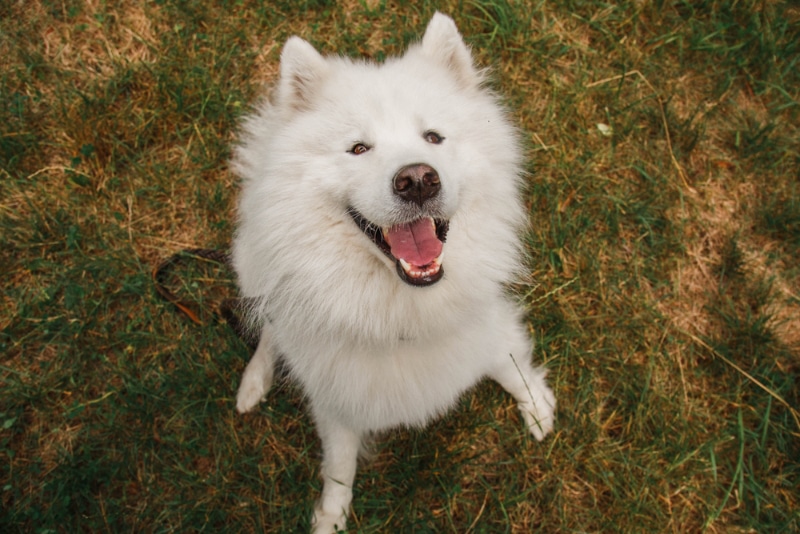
295,337,488,431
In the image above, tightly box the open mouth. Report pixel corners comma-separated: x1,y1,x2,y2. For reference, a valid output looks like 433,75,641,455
348,208,449,286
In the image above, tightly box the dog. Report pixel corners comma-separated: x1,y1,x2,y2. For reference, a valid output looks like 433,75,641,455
231,13,555,533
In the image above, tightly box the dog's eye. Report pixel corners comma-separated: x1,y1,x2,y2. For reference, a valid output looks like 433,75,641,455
424,131,444,145
349,143,371,155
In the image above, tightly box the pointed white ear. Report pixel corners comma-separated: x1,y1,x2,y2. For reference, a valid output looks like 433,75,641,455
421,13,480,88
276,36,329,110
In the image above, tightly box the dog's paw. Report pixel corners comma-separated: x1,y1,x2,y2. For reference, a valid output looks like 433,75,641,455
518,373,556,441
311,507,347,534
235,367,270,414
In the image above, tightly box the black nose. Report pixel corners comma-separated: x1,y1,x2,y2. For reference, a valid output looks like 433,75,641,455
393,164,440,206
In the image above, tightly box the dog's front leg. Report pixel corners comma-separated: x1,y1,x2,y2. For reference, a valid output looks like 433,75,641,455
311,418,360,534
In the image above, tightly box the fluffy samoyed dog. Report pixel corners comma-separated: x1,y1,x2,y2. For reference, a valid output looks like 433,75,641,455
232,12,555,533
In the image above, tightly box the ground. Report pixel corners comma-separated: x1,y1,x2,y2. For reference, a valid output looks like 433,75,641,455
1,1,798,532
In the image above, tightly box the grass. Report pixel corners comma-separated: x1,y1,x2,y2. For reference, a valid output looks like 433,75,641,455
2,0,798,532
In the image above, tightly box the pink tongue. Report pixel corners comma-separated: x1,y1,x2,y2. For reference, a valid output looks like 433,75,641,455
386,219,442,266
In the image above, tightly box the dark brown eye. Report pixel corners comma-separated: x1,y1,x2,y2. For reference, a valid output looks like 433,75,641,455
350,143,370,155
424,131,444,144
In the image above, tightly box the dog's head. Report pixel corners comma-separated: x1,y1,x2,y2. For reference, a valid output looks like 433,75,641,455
239,13,523,291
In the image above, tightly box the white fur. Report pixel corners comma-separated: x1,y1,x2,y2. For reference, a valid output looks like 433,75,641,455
232,13,555,533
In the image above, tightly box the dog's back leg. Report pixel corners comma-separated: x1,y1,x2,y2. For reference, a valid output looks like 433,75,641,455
487,325,556,441
491,356,556,441
236,323,276,413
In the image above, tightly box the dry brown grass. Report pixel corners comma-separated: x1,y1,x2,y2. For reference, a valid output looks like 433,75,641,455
2,1,798,532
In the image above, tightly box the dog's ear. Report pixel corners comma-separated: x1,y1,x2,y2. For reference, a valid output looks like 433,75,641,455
276,36,329,111
421,13,481,89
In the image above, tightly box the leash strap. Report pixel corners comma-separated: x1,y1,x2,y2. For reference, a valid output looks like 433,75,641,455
152,248,255,349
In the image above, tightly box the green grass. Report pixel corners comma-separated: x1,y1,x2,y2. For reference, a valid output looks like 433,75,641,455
2,0,799,532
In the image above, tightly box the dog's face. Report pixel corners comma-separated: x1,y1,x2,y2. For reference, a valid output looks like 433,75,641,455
307,64,464,286
259,16,520,287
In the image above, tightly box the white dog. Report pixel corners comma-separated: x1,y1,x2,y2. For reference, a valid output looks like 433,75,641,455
232,13,555,533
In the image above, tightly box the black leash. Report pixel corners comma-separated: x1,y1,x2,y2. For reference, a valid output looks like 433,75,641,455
153,248,256,350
